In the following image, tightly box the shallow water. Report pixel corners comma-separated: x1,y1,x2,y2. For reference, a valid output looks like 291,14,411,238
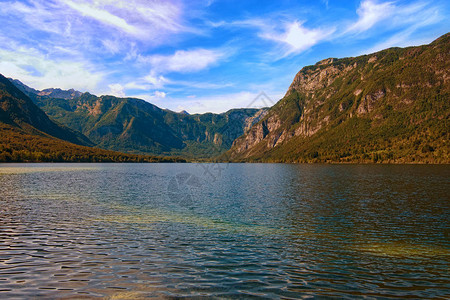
0,163,449,298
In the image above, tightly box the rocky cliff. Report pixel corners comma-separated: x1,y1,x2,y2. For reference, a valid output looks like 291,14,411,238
227,33,449,163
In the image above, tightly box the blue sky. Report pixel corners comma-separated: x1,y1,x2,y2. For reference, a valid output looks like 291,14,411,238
0,0,448,113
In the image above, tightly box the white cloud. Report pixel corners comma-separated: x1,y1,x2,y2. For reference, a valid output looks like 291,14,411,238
124,0,188,33
347,0,395,33
225,18,334,57
141,49,227,73
0,1,65,35
122,75,233,95
1,0,197,49
159,91,283,114
357,1,443,53
0,47,103,91
362,15,443,54
127,90,168,107
0,0,445,109
62,0,198,41
170,80,233,90
119,72,171,92
261,21,335,56
143,72,171,88
108,83,126,97
102,39,121,54
363,33,431,55
63,0,137,34
124,81,151,90
345,0,440,35
125,91,278,113
154,91,167,98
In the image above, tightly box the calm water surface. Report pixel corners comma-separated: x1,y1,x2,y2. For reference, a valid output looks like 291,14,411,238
0,163,449,299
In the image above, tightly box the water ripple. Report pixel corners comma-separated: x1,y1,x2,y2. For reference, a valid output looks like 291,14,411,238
0,163,449,298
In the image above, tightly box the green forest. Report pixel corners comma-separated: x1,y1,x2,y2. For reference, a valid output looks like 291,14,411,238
0,124,185,163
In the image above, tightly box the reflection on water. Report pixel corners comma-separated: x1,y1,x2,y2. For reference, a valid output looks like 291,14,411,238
94,205,282,236
354,242,449,258
0,163,449,298
0,166,98,174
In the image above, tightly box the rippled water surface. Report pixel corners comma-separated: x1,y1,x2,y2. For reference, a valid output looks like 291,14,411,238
0,163,449,299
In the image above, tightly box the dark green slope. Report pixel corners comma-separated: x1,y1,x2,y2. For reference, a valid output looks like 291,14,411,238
0,74,91,146
42,94,184,154
228,33,449,163
0,122,185,163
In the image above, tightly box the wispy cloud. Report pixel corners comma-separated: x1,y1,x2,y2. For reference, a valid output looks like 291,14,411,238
139,48,229,73
159,90,283,114
61,0,199,40
143,72,171,89
0,47,103,91
0,0,447,113
0,0,197,54
362,7,443,54
63,0,137,34
347,0,395,33
108,83,126,97
356,1,443,53
174,80,233,90
128,91,171,106
0,1,66,35
217,17,334,57
260,21,335,56
363,31,432,55
346,0,442,35
116,73,234,104
154,91,167,99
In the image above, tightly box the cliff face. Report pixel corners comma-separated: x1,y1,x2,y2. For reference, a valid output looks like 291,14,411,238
228,33,449,163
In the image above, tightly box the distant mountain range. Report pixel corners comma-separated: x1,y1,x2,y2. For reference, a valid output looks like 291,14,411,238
227,33,449,163
11,81,267,158
8,79,82,100
2,33,448,163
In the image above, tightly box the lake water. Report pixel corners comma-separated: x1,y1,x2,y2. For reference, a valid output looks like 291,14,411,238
0,163,449,298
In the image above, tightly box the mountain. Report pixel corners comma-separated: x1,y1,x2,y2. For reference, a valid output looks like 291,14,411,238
0,74,184,163
227,33,449,163
9,79,83,100
8,78,39,95
13,87,267,158
37,88,82,99
0,122,185,162
0,74,91,146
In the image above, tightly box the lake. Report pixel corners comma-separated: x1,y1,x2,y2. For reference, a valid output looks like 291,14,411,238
0,163,449,298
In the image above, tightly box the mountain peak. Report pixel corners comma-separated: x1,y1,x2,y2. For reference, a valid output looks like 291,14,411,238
38,88,83,100
316,58,335,66
7,78,83,100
